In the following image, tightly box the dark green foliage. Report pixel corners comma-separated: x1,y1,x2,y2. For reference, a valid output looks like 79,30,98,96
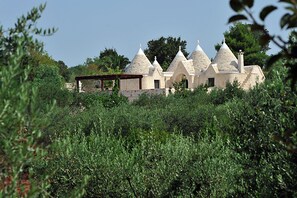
68,48,130,80
42,130,243,197
72,91,128,109
57,60,71,82
132,93,172,109
144,36,189,71
33,65,297,196
0,7,54,196
228,0,297,88
3,2,297,197
31,65,74,108
215,23,269,67
88,48,130,72
219,66,297,196
209,80,245,105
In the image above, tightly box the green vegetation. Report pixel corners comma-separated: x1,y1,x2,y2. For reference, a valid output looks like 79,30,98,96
228,0,297,87
68,48,130,82
1,2,297,197
215,22,269,67
144,36,189,71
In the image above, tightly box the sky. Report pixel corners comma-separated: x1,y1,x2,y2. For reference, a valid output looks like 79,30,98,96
0,0,288,67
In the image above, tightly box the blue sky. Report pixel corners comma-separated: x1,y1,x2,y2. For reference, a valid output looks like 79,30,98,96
0,0,288,67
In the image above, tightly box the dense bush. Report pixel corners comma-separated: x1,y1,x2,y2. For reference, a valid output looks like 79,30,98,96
40,129,243,197
38,65,297,196
209,80,245,105
72,91,128,109
0,33,52,197
220,66,297,196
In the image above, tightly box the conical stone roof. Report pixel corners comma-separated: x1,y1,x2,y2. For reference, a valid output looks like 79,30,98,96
189,41,211,73
166,47,187,72
125,48,153,74
212,41,238,72
152,56,163,72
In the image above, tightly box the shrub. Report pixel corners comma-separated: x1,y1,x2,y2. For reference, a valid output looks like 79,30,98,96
43,129,243,197
0,37,51,197
209,80,245,105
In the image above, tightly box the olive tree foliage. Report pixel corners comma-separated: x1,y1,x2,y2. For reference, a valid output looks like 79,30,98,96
228,0,297,88
0,4,56,68
228,0,297,156
0,4,87,197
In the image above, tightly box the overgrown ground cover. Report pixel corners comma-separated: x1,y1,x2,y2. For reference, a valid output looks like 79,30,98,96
1,4,297,197
2,49,297,196
32,65,296,197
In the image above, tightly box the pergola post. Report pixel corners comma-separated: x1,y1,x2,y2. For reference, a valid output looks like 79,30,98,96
139,77,142,90
76,80,79,92
118,79,121,89
101,79,104,91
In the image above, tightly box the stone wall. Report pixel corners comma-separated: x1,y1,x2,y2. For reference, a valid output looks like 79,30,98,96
120,89,166,101
65,83,76,91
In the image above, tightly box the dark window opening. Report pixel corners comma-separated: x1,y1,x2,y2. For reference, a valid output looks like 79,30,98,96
208,78,215,87
181,78,188,88
154,80,160,89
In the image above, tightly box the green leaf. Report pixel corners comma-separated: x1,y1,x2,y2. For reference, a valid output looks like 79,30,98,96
287,15,297,29
243,0,254,8
250,24,265,31
228,14,248,23
266,53,282,69
280,13,291,28
279,0,296,5
230,0,244,12
284,6,296,12
260,6,277,21
259,34,271,47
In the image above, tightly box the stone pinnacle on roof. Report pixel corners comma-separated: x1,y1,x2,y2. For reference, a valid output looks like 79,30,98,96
125,46,153,74
221,38,229,49
195,40,203,51
153,56,163,71
137,47,145,55
212,39,238,72
166,46,187,72
189,40,211,73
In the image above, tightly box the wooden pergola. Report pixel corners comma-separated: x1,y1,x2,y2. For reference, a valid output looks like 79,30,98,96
75,74,143,91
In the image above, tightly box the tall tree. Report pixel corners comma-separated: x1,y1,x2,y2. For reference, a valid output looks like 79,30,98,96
86,48,130,72
29,50,70,82
68,48,130,81
144,36,189,71
215,23,269,67
228,0,297,88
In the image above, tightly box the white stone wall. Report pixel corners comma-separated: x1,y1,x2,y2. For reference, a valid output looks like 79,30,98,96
120,73,165,91
120,79,140,90
152,70,166,89
197,65,265,90
65,83,75,91
80,79,101,92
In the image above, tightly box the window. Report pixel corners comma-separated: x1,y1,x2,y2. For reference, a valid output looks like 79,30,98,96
154,80,160,89
208,78,215,87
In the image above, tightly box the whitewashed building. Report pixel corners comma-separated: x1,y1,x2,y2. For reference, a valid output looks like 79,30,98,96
123,40,265,91
76,40,265,100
